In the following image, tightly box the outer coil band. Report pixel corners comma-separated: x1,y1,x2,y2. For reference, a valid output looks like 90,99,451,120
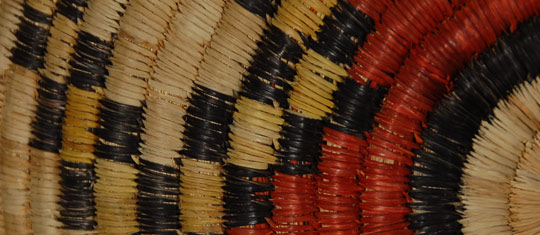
95,0,182,233
359,0,540,234
136,0,238,233
224,0,340,232
409,18,540,234
269,1,377,234
509,131,540,234
0,0,56,233
0,1,539,234
460,77,540,234
28,1,88,233
57,0,127,232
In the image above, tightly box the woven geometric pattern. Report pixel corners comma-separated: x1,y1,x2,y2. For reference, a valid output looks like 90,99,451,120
0,0,539,234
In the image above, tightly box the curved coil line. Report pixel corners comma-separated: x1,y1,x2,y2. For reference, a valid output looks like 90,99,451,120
0,0,24,136
268,0,377,234
358,0,539,233
136,0,228,233
223,0,338,233
194,0,276,97
0,0,56,233
0,0,25,232
510,131,540,234
57,0,128,232
29,0,89,234
324,0,466,145
94,0,182,233
176,0,277,233
460,76,540,234
1,1,540,235
312,0,468,234
409,17,540,234
350,0,468,87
